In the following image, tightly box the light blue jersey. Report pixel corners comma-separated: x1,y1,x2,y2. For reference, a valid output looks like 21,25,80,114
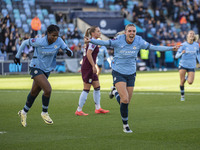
91,35,173,75
16,36,70,72
96,46,110,66
175,42,200,69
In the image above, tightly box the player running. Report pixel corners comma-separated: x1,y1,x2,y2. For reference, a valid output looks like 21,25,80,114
175,30,200,101
14,24,73,127
84,24,180,133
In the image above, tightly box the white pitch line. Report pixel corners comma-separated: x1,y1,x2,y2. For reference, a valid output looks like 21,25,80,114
0,131,7,134
1,90,200,96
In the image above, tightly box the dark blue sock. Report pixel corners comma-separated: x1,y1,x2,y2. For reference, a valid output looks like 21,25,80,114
42,94,50,112
180,85,184,96
120,103,128,125
115,92,120,104
23,93,37,113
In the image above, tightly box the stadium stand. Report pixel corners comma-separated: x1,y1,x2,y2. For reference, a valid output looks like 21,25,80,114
0,0,200,73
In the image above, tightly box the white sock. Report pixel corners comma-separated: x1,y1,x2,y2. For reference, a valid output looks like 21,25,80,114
78,91,88,108
77,106,82,112
95,104,101,110
93,89,101,109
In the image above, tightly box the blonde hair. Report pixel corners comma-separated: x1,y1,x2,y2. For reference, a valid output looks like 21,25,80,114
187,30,199,42
125,24,136,31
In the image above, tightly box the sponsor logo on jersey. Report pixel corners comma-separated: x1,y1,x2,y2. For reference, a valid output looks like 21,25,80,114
89,79,92,83
31,38,36,42
34,70,38,74
120,50,136,55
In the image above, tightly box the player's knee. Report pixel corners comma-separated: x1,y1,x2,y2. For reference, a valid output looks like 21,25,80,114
94,86,100,91
121,99,129,104
188,81,193,85
83,89,90,93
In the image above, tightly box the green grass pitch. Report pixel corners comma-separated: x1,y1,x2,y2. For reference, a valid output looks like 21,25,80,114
0,71,200,150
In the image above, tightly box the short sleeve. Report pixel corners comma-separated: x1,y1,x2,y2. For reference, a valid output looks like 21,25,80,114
88,43,96,51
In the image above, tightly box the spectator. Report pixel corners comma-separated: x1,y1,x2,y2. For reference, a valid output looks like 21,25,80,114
121,7,129,18
56,12,64,24
31,16,41,38
196,12,200,36
66,28,72,39
72,27,81,39
3,14,11,27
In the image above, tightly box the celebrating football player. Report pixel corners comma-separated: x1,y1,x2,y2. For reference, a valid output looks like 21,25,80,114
14,24,73,127
175,30,200,101
84,24,180,133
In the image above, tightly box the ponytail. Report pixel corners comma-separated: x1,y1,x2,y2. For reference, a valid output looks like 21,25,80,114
85,28,90,38
84,26,98,45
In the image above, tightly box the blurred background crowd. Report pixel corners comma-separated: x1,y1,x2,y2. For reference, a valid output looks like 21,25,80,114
1,0,200,71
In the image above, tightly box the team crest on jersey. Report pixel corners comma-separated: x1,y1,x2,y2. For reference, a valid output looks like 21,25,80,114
133,46,136,49
31,38,36,43
92,44,95,48
34,70,38,74
89,79,92,83
54,45,57,49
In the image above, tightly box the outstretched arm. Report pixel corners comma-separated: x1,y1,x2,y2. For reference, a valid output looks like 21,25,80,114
85,36,111,46
149,45,180,52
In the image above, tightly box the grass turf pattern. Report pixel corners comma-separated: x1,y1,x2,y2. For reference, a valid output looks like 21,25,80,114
0,71,200,149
